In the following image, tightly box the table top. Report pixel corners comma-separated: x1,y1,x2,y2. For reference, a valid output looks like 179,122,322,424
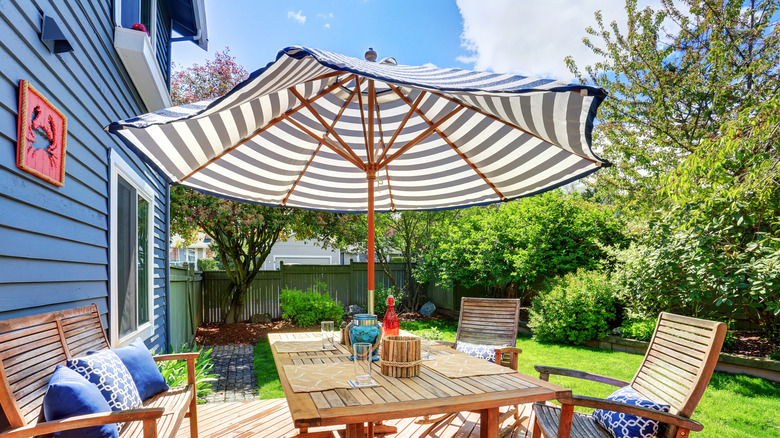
269,331,571,428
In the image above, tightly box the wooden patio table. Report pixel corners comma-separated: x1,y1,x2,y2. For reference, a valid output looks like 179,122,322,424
269,332,571,438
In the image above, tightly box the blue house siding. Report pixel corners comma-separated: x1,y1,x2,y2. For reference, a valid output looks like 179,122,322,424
0,1,171,352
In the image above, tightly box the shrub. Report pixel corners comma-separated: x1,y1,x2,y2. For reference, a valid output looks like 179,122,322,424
621,318,656,341
770,349,780,361
529,270,617,345
280,282,344,327
156,344,218,403
374,284,407,318
197,258,221,271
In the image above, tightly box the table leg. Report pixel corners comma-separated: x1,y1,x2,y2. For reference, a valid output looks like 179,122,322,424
558,404,574,438
480,407,499,438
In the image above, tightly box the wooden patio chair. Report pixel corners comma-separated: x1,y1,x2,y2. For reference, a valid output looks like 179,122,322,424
531,312,726,438
419,297,525,436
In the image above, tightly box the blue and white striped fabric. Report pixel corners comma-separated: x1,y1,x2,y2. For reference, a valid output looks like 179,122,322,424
108,46,608,212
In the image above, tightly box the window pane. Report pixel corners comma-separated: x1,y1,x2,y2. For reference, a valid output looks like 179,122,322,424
120,0,140,28
117,177,137,337
137,195,149,326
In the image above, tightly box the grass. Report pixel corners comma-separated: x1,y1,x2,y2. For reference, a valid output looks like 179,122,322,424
253,339,284,399
253,319,780,437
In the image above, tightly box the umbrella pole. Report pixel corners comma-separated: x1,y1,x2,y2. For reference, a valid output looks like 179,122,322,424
367,169,376,315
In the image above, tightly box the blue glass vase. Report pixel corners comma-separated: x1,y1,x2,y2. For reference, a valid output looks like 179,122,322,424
348,313,382,361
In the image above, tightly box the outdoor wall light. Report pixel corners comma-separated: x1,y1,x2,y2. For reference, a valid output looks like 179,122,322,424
41,14,74,54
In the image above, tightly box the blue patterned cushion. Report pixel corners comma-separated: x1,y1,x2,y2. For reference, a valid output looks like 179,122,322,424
593,386,671,438
90,338,168,401
67,350,142,411
43,365,119,438
455,341,505,363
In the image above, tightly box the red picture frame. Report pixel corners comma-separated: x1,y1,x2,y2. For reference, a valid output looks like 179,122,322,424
17,80,68,187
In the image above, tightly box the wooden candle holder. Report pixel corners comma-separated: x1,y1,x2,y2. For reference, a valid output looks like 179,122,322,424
380,336,421,377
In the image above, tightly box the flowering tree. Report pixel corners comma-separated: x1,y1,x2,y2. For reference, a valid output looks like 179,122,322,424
170,48,359,323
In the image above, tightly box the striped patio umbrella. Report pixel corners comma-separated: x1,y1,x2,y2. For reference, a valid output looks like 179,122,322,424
108,46,609,314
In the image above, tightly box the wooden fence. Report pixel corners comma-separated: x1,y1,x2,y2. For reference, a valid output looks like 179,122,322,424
199,261,458,323
169,265,202,346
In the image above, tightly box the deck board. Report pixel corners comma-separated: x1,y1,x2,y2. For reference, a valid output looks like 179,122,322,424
176,399,535,437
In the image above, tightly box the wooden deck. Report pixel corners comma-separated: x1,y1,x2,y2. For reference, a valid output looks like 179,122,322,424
175,399,537,438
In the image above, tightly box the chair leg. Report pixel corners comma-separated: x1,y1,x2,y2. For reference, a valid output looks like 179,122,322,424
189,394,199,438
531,414,542,438
421,413,458,437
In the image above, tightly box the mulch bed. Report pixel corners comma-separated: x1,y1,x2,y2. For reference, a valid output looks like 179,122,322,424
195,311,451,346
722,331,778,357
195,320,300,345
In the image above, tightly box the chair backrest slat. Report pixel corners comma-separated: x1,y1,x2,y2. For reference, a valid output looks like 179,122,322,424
0,305,108,429
630,312,725,438
456,297,520,347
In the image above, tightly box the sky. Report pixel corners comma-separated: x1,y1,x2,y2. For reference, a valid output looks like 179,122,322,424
172,0,644,82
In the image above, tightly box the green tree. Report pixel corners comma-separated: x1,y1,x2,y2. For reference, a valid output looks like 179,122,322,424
331,210,452,312
416,191,628,304
613,96,780,338
568,0,779,211
170,49,359,323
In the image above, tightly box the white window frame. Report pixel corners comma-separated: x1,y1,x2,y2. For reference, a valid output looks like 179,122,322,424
114,0,159,48
110,149,155,347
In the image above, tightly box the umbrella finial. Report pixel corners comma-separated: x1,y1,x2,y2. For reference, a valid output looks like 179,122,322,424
365,47,377,62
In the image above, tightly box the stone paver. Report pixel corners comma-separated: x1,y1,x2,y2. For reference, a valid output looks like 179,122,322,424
204,344,258,403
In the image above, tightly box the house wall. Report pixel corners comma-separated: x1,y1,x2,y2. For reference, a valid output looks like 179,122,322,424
0,1,169,352
262,239,344,270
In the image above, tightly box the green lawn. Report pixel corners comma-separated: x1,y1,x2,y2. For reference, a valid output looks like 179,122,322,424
254,339,284,399
254,320,780,437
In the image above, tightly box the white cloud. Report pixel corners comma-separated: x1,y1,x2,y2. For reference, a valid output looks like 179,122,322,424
317,12,334,19
324,23,331,29
287,10,307,24
456,0,661,80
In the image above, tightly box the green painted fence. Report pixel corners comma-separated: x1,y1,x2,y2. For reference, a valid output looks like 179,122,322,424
169,265,202,347
199,261,456,322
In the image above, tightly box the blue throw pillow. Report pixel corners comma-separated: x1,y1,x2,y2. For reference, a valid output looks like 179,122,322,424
593,386,671,438
90,339,168,401
67,350,142,411
455,341,506,363
43,365,119,438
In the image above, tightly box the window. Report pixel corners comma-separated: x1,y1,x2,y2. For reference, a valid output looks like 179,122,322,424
110,149,155,346
115,0,157,46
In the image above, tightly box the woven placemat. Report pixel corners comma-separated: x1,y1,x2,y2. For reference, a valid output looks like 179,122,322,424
284,362,374,392
422,353,515,378
273,340,335,353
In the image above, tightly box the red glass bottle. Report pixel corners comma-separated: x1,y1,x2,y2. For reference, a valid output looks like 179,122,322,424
383,295,399,336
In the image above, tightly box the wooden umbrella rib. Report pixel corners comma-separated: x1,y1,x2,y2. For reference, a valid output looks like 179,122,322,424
386,85,504,199
378,105,465,168
289,87,363,166
355,78,371,163
375,90,427,166
429,90,601,165
367,79,376,165
384,166,395,210
180,74,357,182
283,87,365,204
283,113,366,171
373,94,385,162
282,142,323,205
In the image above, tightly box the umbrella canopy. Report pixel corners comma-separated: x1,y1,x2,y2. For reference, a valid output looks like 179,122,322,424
108,46,609,312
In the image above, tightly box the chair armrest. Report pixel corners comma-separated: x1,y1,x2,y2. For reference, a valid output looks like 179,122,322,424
153,352,200,362
155,352,199,385
558,395,703,431
0,408,165,438
534,365,629,387
495,347,522,370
